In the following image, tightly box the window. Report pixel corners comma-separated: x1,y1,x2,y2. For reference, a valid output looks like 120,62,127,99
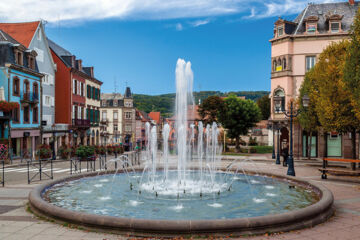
125,112,131,119
307,24,316,34
125,125,131,132
81,83,84,96
13,77,20,96
331,22,340,33
277,26,284,37
283,58,286,70
113,112,118,120
43,74,49,85
73,79,76,94
87,85,91,98
274,89,285,113
102,111,107,120
23,106,30,123
306,56,316,72
114,124,118,132
72,105,76,119
78,106,82,119
28,56,35,70
33,107,38,123
275,59,282,72
12,106,19,123
16,51,23,65
33,83,39,100
77,81,80,95
45,96,51,106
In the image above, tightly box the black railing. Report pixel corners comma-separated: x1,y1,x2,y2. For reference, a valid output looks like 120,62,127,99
72,119,91,127
21,92,39,103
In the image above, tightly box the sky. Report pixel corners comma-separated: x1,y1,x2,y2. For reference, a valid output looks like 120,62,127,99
0,0,342,95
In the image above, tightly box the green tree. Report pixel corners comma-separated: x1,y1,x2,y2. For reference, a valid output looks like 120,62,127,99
311,41,359,161
198,96,224,125
218,95,261,151
256,95,270,120
298,69,321,159
344,9,360,121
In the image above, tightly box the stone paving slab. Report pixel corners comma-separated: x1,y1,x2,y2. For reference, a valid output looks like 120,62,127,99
0,159,359,239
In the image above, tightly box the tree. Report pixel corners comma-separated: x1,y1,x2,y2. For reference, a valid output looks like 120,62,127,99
256,95,270,120
218,95,262,151
310,41,359,161
297,69,321,159
344,8,360,121
198,96,225,125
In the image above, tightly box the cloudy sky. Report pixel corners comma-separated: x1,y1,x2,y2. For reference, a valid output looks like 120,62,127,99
0,0,341,94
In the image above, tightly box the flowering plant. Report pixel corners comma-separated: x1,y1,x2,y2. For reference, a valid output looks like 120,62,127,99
0,101,19,112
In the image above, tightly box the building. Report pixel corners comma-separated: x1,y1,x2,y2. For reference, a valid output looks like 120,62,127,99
0,21,63,149
269,0,359,158
100,88,136,150
135,110,151,149
0,29,42,157
48,39,102,146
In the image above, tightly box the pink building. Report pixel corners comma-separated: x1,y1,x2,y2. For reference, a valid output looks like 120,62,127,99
270,0,359,159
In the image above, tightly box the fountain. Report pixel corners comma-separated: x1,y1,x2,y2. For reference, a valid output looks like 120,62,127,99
29,59,334,236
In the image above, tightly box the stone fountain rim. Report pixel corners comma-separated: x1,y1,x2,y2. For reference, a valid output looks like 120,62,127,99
28,168,334,235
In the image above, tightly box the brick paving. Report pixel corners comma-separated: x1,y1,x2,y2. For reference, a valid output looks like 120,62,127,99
0,156,359,239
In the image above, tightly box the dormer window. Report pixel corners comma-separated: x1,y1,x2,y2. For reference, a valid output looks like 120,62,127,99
307,24,317,34
331,22,340,33
15,51,23,66
28,55,35,70
277,26,284,37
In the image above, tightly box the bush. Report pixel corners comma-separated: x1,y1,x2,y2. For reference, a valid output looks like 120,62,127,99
76,146,95,159
251,145,273,154
37,144,52,159
58,145,71,159
95,146,106,155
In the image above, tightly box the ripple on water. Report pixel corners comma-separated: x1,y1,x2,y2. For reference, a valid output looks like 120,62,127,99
253,198,267,203
250,180,260,184
99,196,111,201
129,200,143,206
99,179,109,183
208,203,223,208
81,190,92,194
94,184,103,188
265,185,275,189
266,193,277,197
170,204,183,211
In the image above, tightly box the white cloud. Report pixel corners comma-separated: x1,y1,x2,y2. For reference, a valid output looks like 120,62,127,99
176,23,183,31
190,19,211,27
0,0,345,25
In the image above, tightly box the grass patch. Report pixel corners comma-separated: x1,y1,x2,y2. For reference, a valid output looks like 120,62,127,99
251,145,273,154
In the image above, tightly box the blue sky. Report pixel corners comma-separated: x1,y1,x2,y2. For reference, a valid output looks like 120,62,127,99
0,0,341,95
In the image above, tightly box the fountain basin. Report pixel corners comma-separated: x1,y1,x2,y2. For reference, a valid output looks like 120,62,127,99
28,169,334,236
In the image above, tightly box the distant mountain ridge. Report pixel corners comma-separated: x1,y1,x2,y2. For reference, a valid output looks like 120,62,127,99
134,91,269,118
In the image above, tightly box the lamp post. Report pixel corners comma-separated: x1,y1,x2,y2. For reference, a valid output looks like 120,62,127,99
51,124,56,160
273,95,309,176
267,122,276,159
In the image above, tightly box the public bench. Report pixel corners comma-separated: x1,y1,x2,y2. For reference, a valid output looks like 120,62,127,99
318,158,360,179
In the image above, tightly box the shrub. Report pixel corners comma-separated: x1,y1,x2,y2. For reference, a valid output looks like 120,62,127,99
37,144,52,159
251,145,273,154
58,146,71,159
248,137,258,146
76,146,95,159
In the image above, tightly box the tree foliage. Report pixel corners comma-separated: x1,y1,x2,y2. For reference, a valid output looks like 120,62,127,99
198,96,224,125
218,95,262,150
344,8,360,121
256,95,270,120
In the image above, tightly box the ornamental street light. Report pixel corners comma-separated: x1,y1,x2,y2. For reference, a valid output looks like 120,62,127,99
273,94,309,176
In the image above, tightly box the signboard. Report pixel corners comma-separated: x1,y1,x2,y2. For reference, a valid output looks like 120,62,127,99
276,66,283,72
23,132,30,137
41,120,47,126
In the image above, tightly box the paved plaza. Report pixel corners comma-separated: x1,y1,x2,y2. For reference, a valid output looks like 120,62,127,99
0,156,360,239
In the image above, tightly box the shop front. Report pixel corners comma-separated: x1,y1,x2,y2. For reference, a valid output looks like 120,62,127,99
10,129,40,158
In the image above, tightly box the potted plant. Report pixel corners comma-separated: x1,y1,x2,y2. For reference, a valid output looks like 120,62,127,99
36,144,52,159
57,145,71,160
106,145,113,155
0,101,19,112
75,146,95,161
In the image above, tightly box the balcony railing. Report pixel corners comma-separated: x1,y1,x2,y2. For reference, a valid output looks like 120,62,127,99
72,119,90,128
21,92,39,104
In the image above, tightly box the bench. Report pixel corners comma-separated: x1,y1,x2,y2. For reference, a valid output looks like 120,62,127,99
319,158,360,179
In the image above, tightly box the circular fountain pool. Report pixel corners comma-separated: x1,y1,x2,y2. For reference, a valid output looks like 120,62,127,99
43,171,318,220
29,170,334,236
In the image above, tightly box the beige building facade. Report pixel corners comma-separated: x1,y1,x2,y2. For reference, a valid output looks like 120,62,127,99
270,1,359,159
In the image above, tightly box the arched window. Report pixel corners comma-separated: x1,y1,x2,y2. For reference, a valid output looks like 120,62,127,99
33,82,39,101
23,80,30,100
283,58,286,70
274,89,285,112
13,77,20,96
273,60,277,72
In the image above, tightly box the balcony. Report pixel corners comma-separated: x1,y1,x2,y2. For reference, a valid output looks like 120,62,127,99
21,92,39,105
72,119,90,128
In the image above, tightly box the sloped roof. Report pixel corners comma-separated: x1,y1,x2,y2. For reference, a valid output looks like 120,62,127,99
149,112,161,124
293,2,359,35
0,21,39,47
0,29,22,45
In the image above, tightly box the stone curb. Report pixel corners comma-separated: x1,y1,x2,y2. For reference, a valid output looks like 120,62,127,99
28,169,334,236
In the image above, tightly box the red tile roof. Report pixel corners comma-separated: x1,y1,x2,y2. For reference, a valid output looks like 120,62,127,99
0,21,40,47
149,112,161,124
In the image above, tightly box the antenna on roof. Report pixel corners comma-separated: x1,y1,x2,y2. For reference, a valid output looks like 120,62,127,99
114,76,117,94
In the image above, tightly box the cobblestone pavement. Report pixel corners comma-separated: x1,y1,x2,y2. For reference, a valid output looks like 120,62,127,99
0,156,360,239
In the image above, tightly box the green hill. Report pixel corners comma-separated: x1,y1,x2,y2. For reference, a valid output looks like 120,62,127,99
134,91,269,118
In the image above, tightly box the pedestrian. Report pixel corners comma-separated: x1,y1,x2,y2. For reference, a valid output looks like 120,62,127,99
282,143,289,167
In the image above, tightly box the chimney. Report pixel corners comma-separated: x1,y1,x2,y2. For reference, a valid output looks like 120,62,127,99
76,59,82,71
349,0,355,5
90,66,94,77
71,56,76,68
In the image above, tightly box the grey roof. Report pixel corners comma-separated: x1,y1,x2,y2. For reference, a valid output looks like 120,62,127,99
292,1,359,35
47,38,72,57
0,29,21,45
101,93,123,100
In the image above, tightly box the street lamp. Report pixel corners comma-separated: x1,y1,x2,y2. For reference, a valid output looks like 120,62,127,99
273,94,309,176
